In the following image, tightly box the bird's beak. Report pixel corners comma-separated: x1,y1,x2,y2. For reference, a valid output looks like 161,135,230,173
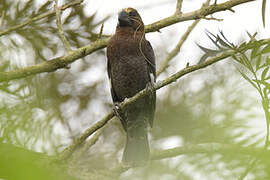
118,10,132,27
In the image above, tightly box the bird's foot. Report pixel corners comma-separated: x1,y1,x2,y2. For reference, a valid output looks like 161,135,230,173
146,81,155,94
113,102,127,131
113,102,122,119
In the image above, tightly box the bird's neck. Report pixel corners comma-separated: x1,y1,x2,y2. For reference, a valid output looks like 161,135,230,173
116,27,145,38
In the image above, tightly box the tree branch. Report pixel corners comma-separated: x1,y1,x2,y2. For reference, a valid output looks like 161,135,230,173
60,112,114,160
175,0,183,14
157,19,200,75
54,0,72,52
60,37,270,160
0,0,84,37
151,143,270,160
157,0,212,75
0,0,255,83
0,38,109,82
111,143,270,175
146,0,255,33
72,128,104,161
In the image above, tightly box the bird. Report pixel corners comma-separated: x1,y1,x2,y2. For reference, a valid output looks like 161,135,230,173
106,7,156,166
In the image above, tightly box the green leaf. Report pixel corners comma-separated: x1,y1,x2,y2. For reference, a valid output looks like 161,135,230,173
240,54,254,73
238,70,258,90
253,79,270,89
260,44,270,55
262,98,269,112
261,57,270,68
265,74,270,80
256,55,262,71
262,0,266,27
263,87,268,98
251,43,260,59
261,67,269,80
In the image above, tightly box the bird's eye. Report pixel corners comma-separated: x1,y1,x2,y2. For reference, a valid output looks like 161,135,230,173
129,11,136,17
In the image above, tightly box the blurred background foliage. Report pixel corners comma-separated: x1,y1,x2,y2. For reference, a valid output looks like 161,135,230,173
0,0,269,180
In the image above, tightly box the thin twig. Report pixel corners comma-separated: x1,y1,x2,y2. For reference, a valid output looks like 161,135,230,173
98,23,104,39
60,112,114,160
157,0,211,75
54,0,72,52
73,127,104,160
0,10,5,27
58,112,75,142
175,0,183,14
157,19,200,76
201,16,223,21
0,0,83,37
151,143,270,160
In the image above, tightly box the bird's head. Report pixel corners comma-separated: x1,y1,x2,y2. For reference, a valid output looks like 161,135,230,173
117,8,144,32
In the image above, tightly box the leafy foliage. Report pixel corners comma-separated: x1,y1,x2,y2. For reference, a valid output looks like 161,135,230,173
198,31,270,179
235,40,270,179
262,0,267,27
0,0,269,180
0,0,109,151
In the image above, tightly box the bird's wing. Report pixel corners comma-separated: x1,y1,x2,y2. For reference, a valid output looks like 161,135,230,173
144,40,156,78
143,40,156,127
107,57,120,103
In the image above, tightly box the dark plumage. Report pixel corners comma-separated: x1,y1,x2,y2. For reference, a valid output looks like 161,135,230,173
106,7,156,166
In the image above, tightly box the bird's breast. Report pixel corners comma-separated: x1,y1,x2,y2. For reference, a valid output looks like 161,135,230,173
107,35,150,100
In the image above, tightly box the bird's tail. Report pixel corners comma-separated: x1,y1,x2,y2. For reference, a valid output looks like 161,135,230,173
122,122,150,167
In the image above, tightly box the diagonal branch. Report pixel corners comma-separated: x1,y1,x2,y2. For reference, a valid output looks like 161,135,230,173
59,37,270,160
54,0,72,52
157,0,212,75
0,38,109,82
60,112,114,160
72,128,104,161
0,0,255,83
60,51,231,159
157,19,200,76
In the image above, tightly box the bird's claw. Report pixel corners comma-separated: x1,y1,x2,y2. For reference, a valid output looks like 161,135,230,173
113,102,123,122
146,81,155,94
113,102,128,131
113,102,123,120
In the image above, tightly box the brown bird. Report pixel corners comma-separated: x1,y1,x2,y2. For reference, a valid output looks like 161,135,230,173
106,7,156,166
